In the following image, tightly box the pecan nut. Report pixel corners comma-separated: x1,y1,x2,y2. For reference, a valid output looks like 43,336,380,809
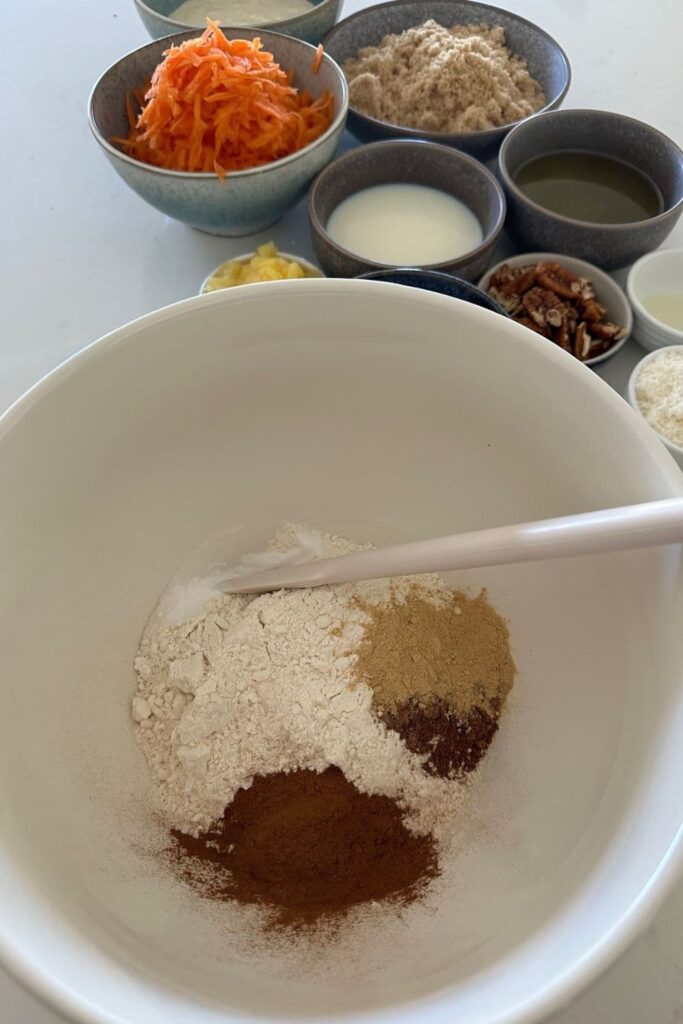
486,261,627,363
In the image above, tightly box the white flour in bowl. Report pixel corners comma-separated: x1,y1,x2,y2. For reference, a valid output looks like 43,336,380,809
133,525,464,839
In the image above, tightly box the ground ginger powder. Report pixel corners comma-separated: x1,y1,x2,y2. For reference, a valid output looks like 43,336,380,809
354,585,516,779
343,20,546,133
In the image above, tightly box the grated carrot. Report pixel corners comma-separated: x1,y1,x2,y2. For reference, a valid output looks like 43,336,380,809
311,43,324,73
116,22,333,179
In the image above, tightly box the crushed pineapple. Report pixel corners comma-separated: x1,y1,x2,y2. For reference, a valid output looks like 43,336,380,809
202,243,321,291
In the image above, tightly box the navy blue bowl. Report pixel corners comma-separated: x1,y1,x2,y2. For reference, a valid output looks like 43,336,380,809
357,268,508,316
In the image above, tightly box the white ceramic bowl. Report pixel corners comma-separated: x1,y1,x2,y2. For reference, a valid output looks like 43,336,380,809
626,249,683,351
479,252,632,366
200,250,323,294
627,345,683,468
0,281,682,1024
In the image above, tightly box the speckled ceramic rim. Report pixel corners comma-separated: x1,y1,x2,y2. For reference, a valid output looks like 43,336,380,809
87,29,349,179
308,139,506,272
478,251,633,367
199,251,323,293
133,0,339,31
499,109,683,230
627,345,683,457
626,250,683,341
323,0,571,145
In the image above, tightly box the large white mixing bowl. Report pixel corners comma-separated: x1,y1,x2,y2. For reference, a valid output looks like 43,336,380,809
0,280,681,1024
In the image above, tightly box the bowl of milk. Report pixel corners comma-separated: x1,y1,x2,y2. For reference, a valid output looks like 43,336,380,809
308,139,506,281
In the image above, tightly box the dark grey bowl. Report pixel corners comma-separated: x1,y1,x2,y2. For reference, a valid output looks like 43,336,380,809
308,139,506,281
133,0,343,45
498,109,683,270
357,269,508,316
323,0,570,160
88,29,348,236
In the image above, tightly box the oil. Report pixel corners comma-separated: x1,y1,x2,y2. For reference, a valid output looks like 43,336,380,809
514,151,662,224
643,291,683,331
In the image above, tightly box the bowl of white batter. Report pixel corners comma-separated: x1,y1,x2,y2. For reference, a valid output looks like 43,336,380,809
134,0,343,45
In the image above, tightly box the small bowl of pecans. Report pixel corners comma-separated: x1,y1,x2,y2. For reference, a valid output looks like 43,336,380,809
479,253,632,365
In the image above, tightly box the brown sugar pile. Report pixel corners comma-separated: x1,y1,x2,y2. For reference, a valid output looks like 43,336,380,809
170,767,438,929
354,587,516,778
343,20,546,133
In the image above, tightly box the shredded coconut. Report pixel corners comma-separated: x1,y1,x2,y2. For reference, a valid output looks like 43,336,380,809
634,348,683,447
134,526,465,841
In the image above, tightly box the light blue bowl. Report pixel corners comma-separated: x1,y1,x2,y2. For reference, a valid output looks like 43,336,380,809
88,29,348,236
134,0,342,45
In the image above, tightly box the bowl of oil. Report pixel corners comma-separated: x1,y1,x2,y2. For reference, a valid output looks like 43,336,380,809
498,108,683,270
626,249,683,351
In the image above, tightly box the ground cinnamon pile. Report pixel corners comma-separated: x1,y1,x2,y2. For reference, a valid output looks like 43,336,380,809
170,767,437,929
355,586,515,777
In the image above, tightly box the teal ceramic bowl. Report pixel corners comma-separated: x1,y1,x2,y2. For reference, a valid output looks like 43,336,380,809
133,0,343,45
88,29,348,236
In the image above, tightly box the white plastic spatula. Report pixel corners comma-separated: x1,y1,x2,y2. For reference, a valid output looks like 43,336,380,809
219,498,683,595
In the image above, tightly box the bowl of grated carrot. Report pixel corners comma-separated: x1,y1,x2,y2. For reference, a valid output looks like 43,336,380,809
88,22,348,236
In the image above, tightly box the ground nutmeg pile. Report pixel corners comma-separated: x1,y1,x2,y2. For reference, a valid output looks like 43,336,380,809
133,525,516,932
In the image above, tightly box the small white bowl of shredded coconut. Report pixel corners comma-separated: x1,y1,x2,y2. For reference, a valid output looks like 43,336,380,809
628,345,683,468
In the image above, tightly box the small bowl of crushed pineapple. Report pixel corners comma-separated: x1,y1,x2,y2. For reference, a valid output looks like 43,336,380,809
200,243,324,293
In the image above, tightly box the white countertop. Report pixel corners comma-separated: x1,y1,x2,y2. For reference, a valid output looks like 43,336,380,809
3,0,682,1020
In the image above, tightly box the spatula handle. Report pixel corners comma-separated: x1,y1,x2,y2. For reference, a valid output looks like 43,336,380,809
220,498,683,594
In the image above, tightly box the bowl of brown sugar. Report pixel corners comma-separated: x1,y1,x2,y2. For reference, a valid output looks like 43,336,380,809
323,0,571,158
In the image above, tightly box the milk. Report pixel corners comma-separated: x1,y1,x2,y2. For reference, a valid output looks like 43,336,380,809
326,183,483,266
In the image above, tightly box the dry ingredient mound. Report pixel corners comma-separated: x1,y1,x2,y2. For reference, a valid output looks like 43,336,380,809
170,766,438,929
133,525,516,926
354,588,515,777
634,348,683,446
343,20,546,133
